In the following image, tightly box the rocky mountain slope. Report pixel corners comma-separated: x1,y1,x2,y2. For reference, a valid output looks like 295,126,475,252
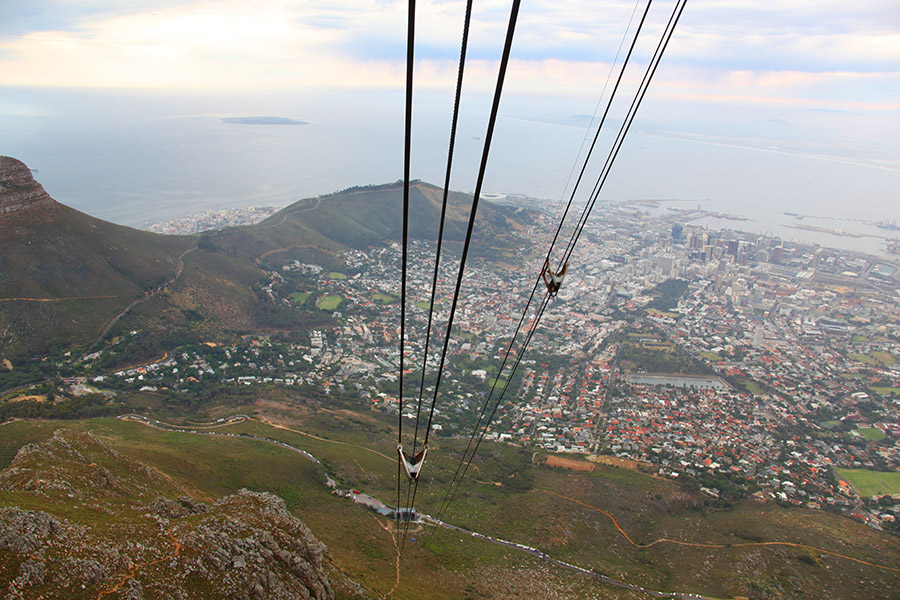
0,429,347,599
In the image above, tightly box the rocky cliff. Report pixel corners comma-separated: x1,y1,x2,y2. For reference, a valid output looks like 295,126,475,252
0,157,56,222
0,430,341,600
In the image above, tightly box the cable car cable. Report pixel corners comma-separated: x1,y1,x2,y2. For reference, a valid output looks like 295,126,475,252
410,0,474,475
397,0,416,541
425,0,654,532
402,0,474,555
561,0,686,270
425,0,687,544
405,0,522,525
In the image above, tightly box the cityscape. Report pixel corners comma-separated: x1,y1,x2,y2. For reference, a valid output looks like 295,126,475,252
85,197,900,533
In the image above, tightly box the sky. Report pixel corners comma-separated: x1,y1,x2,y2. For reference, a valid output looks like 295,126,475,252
0,0,898,237
0,0,896,103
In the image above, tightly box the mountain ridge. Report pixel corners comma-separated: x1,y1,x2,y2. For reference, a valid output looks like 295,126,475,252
0,156,535,364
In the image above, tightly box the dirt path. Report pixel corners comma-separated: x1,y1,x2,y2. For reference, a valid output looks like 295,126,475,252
93,246,196,347
0,295,126,302
96,528,183,599
540,489,900,573
252,417,396,463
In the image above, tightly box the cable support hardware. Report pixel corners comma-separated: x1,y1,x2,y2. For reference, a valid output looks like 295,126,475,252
405,0,522,524
424,0,689,546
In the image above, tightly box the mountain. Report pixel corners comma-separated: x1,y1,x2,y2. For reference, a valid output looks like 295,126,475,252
0,429,346,599
0,156,196,360
203,180,533,262
0,159,535,366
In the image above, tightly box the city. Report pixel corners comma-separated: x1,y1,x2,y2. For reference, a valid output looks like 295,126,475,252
67,199,900,533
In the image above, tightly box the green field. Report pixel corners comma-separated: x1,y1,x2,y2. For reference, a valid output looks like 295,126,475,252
317,295,342,310
414,301,433,310
872,386,900,397
848,352,900,366
326,271,347,280
289,292,310,306
487,377,508,390
700,351,722,362
738,379,765,395
372,292,395,304
836,468,900,497
856,427,887,441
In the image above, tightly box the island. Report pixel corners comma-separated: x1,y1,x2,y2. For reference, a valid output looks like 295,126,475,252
221,116,308,125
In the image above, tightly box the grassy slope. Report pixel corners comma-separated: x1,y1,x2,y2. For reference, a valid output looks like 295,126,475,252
207,181,531,264
1,180,536,362
2,411,898,600
837,468,900,497
0,201,195,359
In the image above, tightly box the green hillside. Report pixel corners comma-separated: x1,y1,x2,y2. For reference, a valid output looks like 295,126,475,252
204,181,532,264
0,157,196,361
0,163,534,369
1,405,896,600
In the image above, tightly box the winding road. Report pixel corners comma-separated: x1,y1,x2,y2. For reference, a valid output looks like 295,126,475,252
116,414,900,599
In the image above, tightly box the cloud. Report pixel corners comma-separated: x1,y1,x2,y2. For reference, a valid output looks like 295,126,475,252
0,0,896,116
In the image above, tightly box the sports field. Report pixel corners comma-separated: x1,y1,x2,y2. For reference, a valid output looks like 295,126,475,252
836,468,900,497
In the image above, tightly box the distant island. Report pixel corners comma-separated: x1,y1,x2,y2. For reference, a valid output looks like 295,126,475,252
221,116,308,125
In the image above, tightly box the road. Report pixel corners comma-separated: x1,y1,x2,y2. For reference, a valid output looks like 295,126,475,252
117,414,713,599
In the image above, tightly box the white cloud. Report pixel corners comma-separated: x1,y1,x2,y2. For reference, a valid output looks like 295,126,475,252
0,0,896,117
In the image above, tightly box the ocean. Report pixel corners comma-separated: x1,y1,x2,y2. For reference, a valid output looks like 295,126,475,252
2,86,898,256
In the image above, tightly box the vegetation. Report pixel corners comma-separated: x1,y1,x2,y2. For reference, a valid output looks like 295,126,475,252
856,427,887,441
317,295,342,311
871,386,900,396
0,405,898,599
644,278,689,312
848,352,900,366
372,293,396,304
289,292,310,306
617,327,712,375
837,468,900,496
0,393,126,421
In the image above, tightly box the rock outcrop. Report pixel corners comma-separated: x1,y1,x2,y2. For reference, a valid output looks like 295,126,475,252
0,156,56,220
0,429,339,600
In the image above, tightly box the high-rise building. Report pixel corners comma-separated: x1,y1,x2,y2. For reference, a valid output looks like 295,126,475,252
658,255,674,275
770,245,784,264
726,240,739,258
